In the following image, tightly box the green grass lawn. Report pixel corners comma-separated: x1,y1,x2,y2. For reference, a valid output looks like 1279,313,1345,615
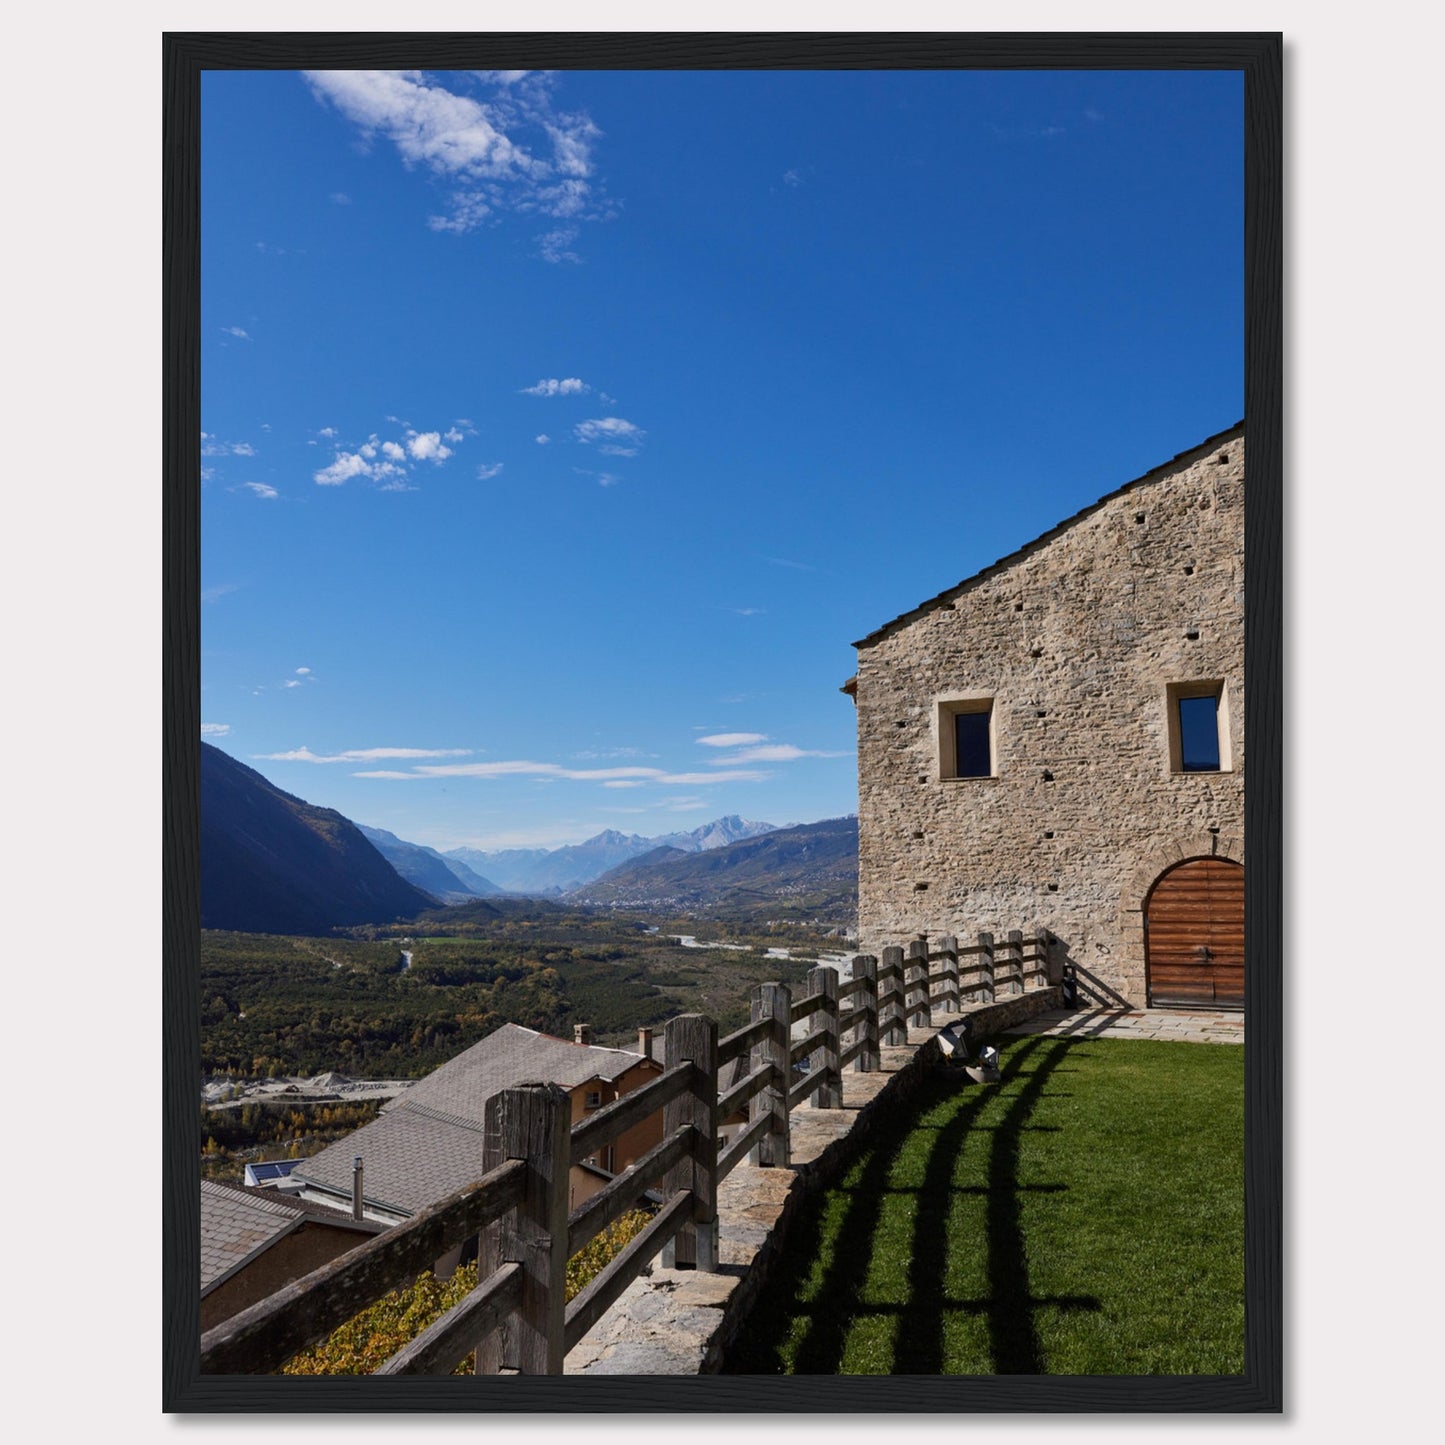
724,1033,1244,1375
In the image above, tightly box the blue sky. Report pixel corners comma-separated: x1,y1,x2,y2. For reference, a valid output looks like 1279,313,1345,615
200,67,1242,852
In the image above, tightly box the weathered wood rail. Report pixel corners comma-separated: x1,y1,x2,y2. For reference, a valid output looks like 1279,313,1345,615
199,925,1060,1377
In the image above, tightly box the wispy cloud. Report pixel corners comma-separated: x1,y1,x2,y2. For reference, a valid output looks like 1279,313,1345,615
762,555,818,572
330,191,352,205
352,758,769,786
303,70,613,255
201,433,256,458
711,744,845,764
221,326,251,340
202,582,240,604
256,746,474,764
201,723,231,737
725,606,766,617
575,417,645,456
535,434,551,445
475,462,504,480
538,226,581,264
240,482,278,499
522,377,589,396
698,732,844,765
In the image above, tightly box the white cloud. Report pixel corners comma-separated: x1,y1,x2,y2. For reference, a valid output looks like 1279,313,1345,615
406,431,452,462
202,582,239,604
444,427,465,443
698,733,767,748
222,326,251,339
319,427,338,439
295,667,311,675
783,169,801,187
255,746,474,764
314,451,372,485
313,423,460,487
726,607,765,616
475,462,504,480
330,192,352,205
602,780,645,789
241,482,278,499
231,442,256,457
521,377,589,396
283,680,303,689
535,434,551,445
575,417,645,451
201,723,231,737
303,70,610,252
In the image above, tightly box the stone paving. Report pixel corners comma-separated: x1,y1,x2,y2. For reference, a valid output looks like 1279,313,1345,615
1001,1005,1244,1045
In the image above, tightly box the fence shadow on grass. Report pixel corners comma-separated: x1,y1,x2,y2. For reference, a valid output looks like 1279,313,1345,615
723,1036,1102,1375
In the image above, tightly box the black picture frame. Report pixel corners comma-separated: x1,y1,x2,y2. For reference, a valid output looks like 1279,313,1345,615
164,31,1281,1413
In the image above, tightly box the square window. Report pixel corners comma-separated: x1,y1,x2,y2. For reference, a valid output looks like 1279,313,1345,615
583,1090,602,1110
937,696,995,779
1166,681,1231,773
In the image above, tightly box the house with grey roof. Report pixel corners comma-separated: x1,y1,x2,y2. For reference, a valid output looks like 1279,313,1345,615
200,1179,382,1331
291,1023,664,1228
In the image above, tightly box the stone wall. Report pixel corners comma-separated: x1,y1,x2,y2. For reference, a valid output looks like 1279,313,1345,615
852,428,1245,1008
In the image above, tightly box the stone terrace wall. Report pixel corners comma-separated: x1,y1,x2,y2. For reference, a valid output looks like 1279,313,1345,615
853,430,1245,1007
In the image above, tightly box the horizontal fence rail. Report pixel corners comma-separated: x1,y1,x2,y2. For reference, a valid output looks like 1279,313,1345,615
205,923,1059,1376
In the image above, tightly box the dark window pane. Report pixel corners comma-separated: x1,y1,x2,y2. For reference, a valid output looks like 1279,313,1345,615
954,710,991,777
1178,694,1221,771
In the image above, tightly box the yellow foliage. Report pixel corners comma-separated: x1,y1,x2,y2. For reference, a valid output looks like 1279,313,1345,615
281,1209,653,1376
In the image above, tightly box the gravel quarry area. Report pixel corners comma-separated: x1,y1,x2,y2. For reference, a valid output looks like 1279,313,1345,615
202,1073,415,1110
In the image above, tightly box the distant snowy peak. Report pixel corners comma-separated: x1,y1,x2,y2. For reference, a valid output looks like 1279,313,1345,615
657,815,777,853
442,816,779,894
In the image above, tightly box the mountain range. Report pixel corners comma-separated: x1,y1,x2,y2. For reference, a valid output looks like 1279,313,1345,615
565,816,859,920
357,825,503,903
443,815,779,894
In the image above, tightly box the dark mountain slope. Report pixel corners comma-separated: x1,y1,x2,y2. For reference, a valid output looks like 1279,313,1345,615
200,743,434,935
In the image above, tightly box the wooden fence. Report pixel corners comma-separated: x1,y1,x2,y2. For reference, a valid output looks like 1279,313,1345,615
199,928,1057,1377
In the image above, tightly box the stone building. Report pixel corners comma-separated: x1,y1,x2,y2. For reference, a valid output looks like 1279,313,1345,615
845,423,1245,1010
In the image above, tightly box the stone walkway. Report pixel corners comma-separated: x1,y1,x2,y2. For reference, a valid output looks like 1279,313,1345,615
1002,1005,1244,1044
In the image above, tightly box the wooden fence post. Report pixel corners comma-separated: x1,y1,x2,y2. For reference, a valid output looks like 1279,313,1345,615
880,945,907,1044
1041,927,1061,986
977,931,995,1004
937,934,960,1014
661,1014,719,1272
852,954,879,1071
805,967,841,1107
906,937,932,1030
476,1083,569,1375
749,982,791,1167
1004,929,1024,996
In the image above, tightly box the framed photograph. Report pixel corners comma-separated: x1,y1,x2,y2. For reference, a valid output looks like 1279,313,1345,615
165,31,1281,1412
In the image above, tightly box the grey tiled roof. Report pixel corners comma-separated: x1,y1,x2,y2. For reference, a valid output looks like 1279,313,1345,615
293,1024,651,1218
199,1181,308,1293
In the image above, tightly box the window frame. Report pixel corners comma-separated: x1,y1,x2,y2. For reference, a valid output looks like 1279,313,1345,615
936,693,997,781
1165,679,1232,774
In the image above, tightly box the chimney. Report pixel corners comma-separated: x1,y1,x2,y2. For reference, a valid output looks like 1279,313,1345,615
574,1023,592,1047
352,1156,364,1221
637,1027,654,1061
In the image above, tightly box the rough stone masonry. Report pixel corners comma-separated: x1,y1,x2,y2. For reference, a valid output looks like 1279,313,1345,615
849,424,1245,1008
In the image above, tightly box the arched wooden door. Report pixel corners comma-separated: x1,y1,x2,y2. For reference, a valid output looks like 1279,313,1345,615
1144,857,1244,1008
